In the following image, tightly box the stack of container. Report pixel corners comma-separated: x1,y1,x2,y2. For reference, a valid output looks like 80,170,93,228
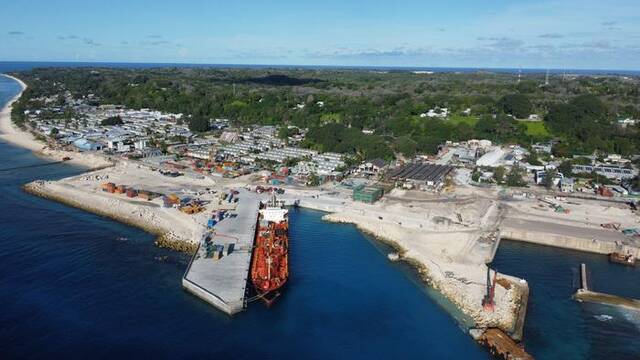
138,190,154,201
101,182,116,193
162,194,181,208
114,185,127,194
126,188,138,198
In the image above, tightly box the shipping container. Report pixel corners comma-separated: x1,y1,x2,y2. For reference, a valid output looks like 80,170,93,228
138,190,153,200
101,182,116,193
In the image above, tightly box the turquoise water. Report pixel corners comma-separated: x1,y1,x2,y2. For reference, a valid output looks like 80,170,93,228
0,74,487,358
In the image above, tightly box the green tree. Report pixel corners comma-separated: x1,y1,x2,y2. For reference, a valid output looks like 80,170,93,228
188,116,210,132
278,126,299,140
498,94,532,118
393,136,417,157
526,152,542,166
542,168,558,189
631,175,640,191
558,161,573,177
552,142,569,158
101,116,124,126
307,173,321,186
471,169,481,182
493,166,506,184
506,166,527,187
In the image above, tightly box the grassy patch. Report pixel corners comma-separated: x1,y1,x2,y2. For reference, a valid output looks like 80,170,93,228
521,120,551,137
447,114,479,126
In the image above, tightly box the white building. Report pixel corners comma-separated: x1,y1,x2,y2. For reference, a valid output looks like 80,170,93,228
134,139,149,150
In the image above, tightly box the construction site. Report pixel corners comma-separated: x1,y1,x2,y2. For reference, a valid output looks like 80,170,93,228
21,156,640,359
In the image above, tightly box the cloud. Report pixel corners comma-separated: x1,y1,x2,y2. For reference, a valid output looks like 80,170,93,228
563,40,614,50
8,31,24,36
83,38,101,46
539,33,564,39
306,46,436,59
601,20,622,31
149,40,170,46
580,40,614,49
477,36,524,50
139,37,173,46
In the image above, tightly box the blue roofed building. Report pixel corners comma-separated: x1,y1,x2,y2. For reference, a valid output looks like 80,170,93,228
73,138,104,151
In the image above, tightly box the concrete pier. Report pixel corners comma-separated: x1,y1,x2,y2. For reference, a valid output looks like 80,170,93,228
182,190,261,315
580,263,588,291
501,217,640,258
574,263,640,311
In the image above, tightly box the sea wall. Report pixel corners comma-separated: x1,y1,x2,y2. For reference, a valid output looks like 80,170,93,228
321,211,526,339
23,181,197,254
501,226,640,258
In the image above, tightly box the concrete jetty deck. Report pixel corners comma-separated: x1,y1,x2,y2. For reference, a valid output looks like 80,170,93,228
501,217,640,257
574,263,640,310
182,190,261,315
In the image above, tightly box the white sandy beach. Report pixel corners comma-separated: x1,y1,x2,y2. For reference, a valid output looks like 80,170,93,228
0,74,112,169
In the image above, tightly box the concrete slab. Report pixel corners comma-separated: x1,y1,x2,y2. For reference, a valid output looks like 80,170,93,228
182,189,261,315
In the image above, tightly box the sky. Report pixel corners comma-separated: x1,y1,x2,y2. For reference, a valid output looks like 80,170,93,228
1,0,639,70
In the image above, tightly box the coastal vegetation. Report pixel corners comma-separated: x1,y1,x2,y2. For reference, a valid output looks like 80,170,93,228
10,67,640,160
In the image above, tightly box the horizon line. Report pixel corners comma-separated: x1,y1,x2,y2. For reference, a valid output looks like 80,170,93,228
1,60,638,74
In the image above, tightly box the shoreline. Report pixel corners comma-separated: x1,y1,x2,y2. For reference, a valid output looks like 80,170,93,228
319,210,528,339
23,179,198,254
0,74,113,170
21,163,527,341
4,72,635,353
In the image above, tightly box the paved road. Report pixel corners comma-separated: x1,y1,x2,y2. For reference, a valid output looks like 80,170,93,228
502,217,636,245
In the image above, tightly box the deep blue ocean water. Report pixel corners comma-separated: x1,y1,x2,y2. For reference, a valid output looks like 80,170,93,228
493,241,640,360
0,74,487,358
2,66,640,359
1,61,639,76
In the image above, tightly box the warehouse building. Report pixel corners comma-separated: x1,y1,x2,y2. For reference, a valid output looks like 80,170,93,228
387,163,453,190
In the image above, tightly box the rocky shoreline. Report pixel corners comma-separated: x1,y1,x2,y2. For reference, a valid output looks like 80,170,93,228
321,212,528,340
23,181,198,255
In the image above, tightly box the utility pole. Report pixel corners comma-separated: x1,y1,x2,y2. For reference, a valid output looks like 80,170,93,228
545,69,550,87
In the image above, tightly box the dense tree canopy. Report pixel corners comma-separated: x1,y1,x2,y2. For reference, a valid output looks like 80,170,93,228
100,116,124,126
187,116,210,132
10,67,640,159
304,123,393,160
498,94,533,119
545,95,639,155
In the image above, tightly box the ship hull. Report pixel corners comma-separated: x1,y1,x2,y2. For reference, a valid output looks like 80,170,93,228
250,211,289,305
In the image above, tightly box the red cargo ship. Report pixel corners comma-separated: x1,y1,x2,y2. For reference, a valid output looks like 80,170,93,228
250,194,289,306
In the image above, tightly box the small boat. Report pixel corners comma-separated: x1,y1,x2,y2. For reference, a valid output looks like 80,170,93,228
62,156,71,161
609,252,637,267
